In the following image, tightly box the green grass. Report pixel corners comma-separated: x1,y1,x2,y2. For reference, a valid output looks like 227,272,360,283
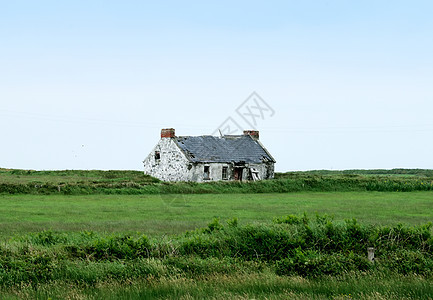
3,273,433,299
2,168,431,185
0,169,154,185
1,168,433,299
0,215,432,299
0,191,432,238
2,168,433,195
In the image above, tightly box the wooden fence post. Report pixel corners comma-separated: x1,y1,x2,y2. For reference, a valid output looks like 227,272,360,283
367,247,375,263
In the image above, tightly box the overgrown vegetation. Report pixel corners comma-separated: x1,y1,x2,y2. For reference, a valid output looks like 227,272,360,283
1,168,433,195
1,169,432,297
0,215,432,298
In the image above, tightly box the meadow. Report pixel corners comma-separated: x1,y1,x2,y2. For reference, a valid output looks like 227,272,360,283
0,169,432,299
0,192,433,237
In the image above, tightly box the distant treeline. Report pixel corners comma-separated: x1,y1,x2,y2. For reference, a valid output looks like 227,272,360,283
1,168,433,195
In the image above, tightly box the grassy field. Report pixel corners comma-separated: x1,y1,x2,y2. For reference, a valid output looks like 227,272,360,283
4,273,433,299
2,168,433,195
2,168,431,185
0,169,155,185
0,169,432,299
0,191,433,238
0,211,432,299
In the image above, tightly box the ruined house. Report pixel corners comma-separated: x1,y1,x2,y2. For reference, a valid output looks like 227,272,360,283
143,128,276,182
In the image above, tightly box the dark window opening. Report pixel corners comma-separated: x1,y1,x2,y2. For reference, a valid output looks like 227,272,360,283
203,166,210,180
222,166,228,180
154,151,160,160
234,167,244,181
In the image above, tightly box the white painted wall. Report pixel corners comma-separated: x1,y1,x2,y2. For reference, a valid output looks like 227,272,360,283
143,138,191,181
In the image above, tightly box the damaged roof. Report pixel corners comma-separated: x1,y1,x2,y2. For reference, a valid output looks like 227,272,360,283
174,135,275,164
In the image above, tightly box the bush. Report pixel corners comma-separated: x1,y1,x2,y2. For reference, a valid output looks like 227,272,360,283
76,234,151,260
378,249,433,276
27,230,67,246
275,248,371,277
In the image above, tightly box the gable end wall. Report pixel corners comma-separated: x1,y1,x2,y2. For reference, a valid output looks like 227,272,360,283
143,138,191,181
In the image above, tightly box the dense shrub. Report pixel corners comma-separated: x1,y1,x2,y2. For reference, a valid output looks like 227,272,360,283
80,234,151,260
27,230,68,246
372,222,433,253
380,249,433,275
275,249,371,277
165,256,240,276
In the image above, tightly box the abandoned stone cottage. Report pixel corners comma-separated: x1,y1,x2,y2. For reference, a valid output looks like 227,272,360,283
143,128,276,182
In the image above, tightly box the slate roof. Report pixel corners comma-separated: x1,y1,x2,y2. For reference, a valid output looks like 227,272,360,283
174,135,275,164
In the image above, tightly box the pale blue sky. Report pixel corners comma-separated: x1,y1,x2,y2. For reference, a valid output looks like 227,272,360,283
1,1,433,171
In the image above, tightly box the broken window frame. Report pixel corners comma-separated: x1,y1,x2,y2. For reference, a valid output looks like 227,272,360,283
203,165,210,180
222,166,228,180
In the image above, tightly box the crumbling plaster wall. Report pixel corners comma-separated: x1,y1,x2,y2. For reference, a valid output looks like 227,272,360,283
143,138,191,181
189,163,232,182
178,161,274,182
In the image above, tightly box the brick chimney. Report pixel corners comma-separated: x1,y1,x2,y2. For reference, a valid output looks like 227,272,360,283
161,128,176,138
243,130,259,140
